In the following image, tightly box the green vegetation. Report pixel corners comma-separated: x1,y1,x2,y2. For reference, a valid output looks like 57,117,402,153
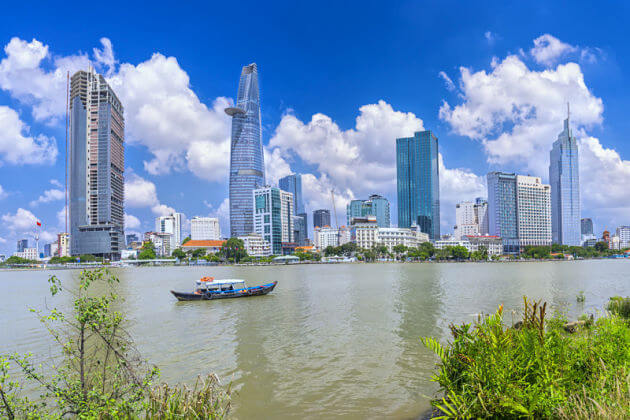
49,255,76,264
519,242,626,260
171,248,187,260
422,297,630,419
138,242,157,260
577,291,586,303
294,251,321,261
608,296,630,319
220,237,248,263
1,255,38,265
0,269,230,419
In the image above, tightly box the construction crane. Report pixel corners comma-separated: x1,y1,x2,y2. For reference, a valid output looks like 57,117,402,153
330,189,338,229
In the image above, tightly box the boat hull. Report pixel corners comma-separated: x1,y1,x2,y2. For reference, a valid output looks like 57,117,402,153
171,281,277,301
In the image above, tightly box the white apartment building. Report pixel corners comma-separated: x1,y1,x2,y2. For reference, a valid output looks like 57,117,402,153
57,233,70,257
314,227,340,250
616,226,630,249
14,247,38,260
351,216,379,249
465,235,503,256
516,175,552,247
238,233,272,257
155,213,183,251
454,199,489,240
378,226,429,252
191,217,220,241
253,187,294,254
144,232,172,257
339,226,351,245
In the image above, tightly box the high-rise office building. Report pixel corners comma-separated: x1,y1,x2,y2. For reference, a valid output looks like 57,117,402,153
226,63,265,237
346,194,390,227
550,108,580,246
396,130,440,239
487,172,551,251
279,174,307,243
487,172,519,252
155,212,183,251
313,209,331,228
581,218,593,236
69,70,125,260
190,217,220,240
454,198,488,239
516,175,552,247
17,239,28,253
253,187,294,254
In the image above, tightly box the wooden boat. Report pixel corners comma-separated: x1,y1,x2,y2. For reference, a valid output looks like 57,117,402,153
170,277,277,301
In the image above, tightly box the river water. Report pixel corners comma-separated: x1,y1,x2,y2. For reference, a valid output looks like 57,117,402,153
1,260,629,419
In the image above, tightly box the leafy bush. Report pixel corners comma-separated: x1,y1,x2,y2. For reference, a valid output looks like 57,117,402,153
422,297,630,418
608,296,630,319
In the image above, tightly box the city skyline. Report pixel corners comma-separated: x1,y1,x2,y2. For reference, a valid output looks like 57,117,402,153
1,2,630,255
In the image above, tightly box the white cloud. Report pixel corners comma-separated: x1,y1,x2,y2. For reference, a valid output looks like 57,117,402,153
50,179,63,188
93,38,116,75
438,71,456,92
264,147,292,187
439,53,603,175
30,188,64,206
0,106,57,165
2,208,39,231
108,53,232,180
0,37,90,122
0,184,6,200
530,34,578,66
124,213,141,230
208,198,229,237
124,172,175,216
484,31,497,44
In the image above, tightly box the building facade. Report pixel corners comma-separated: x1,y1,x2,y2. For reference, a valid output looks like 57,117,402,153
314,226,340,250
17,239,28,253
346,194,390,227
396,130,440,239
155,212,183,252
487,172,519,253
378,226,429,252
279,174,308,244
581,218,593,236
57,233,70,257
238,233,272,257
549,111,581,245
516,175,552,247
226,63,265,238
125,234,138,246
350,216,379,249
190,217,220,241
313,209,331,228
253,187,294,254
14,248,38,260
69,70,125,260
617,226,630,249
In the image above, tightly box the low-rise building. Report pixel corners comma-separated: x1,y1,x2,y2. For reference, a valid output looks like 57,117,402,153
14,247,38,260
465,235,503,256
121,249,138,259
314,226,340,250
144,232,173,257
181,239,226,254
238,233,272,257
378,226,429,252
616,226,630,249
350,216,379,249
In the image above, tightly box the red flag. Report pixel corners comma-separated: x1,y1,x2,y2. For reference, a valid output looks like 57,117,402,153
36,221,42,227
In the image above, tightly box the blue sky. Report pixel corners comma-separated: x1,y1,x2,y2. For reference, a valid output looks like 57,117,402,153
1,0,630,255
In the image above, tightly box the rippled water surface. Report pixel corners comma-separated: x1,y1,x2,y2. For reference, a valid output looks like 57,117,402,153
1,261,629,419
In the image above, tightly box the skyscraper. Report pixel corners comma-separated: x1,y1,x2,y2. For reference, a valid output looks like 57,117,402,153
191,217,221,240
487,172,518,253
550,107,581,246
487,172,552,252
16,239,28,253
581,218,593,236
346,194,390,227
253,187,294,254
69,70,124,259
226,63,265,238
396,130,440,239
279,174,307,244
155,212,183,251
313,209,331,228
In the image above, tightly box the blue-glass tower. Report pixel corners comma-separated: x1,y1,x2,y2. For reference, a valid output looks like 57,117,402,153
346,195,390,227
549,107,581,246
279,173,308,244
487,172,519,253
226,63,265,238
396,130,440,239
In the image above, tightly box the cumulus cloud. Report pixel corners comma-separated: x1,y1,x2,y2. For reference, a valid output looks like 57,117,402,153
93,38,116,75
441,34,630,230
108,53,232,179
0,37,90,122
530,34,578,66
2,208,39,231
439,53,603,174
0,106,57,165
125,172,175,216
438,71,456,92
30,188,64,206
0,184,6,200
124,213,141,230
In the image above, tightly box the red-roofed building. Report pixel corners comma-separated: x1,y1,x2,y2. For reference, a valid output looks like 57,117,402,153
181,240,226,254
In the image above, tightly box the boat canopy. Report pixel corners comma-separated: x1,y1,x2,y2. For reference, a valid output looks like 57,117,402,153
195,279,246,287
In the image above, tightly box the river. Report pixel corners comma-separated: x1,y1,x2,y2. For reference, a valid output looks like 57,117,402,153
1,260,629,419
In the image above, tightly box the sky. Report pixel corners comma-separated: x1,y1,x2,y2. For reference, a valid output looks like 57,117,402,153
1,0,630,255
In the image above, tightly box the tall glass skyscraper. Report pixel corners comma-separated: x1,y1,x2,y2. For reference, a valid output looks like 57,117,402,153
549,109,581,246
487,172,518,253
396,131,440,239
346,194,390,227
313,209,331,229
226,63,265,238
69,70,125,260
279,174,307,244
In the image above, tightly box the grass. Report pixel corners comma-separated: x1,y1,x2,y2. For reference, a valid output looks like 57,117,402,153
422,297,630,419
